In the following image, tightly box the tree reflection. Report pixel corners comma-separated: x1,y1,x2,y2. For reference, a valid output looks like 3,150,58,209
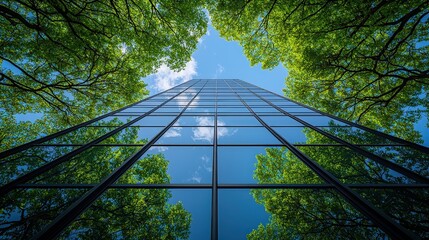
250,147,387,239
249,126,429,239
0,123,191,239
0,121,148,186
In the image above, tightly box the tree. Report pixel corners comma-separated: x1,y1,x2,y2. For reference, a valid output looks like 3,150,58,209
208,0,428,141
0,126,191,239
0,0,208,149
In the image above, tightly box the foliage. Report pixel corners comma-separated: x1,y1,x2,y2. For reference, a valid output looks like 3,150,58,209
0,0,208,149
208,0,428,141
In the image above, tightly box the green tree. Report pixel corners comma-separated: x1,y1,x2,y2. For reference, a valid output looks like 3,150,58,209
208,0,428,141
0,0,208,149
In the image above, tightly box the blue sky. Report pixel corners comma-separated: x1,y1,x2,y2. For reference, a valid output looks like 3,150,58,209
143,25,288,95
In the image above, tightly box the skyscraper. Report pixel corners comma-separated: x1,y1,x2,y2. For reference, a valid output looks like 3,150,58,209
0,79,428,239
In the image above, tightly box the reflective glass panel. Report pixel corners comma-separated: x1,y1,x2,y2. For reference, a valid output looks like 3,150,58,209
250,107,280,113
218,107,249,113
218,147,322,184
118,146,212,184
132,116,176,126
299,116,349,126
118,107,153,114
273,127,336,144
219,189,386,239
282,107,315,113
99,127,162,144
260,116,303,126
357,188,429,239
90,116,137,126
321,127,396,145
0,188,87,239
174,116,214,126
44,127,117,144
30,146,140,184
219,189,269,240
362,146,429,178
217,127,281,144
185,107,215,113
217,116,261,126
60,189,211,240
297,146,413,184
0,146,77,186
156,127,214,144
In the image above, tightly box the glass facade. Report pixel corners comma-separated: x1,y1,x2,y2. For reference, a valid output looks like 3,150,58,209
0,79,428,239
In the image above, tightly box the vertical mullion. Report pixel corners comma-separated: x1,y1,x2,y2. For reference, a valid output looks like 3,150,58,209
34,80,208,239
230,80,417,240
211,79,218,240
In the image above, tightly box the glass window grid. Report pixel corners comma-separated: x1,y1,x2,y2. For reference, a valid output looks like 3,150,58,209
0,79,427,239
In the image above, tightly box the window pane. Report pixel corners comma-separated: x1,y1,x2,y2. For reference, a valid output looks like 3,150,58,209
321,127,396,145
217,116,261,126
30,146,140,184
175,116,214,126
60,189,211,240
299,116,349,127
0,146,77,186
99,127,162,144
260,116,303,126
219,189,269,240
0,188,87,239
118,107,153,114
156,127,214,144
357,188,428,239
273,127,336,144
218,107,249,113
221,189,387,239
282,107,316,113
44,127,117,144
118,146,212,184
185,107,215,113
362,146,429,178
217,127,280,144
250,107,280,113
90,116,137,126
132,116,176,126
298,146,414,184
218,147,322,184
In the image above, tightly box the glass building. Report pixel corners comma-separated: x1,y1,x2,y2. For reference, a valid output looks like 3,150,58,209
0,79,428,239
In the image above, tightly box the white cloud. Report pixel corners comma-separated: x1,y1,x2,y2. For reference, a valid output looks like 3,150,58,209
191,117,237,142
187,155,212,183
151,58,197,91
164,127,182,138
154,146,169,152
190,176,202,183
192,126,213,142
213,64,224,78
201,155,212,172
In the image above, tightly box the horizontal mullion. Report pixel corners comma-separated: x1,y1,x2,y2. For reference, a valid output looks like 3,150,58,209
15,183,429,189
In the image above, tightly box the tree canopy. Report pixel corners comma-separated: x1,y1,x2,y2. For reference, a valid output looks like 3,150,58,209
0,0,208,148
208,0,428,141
